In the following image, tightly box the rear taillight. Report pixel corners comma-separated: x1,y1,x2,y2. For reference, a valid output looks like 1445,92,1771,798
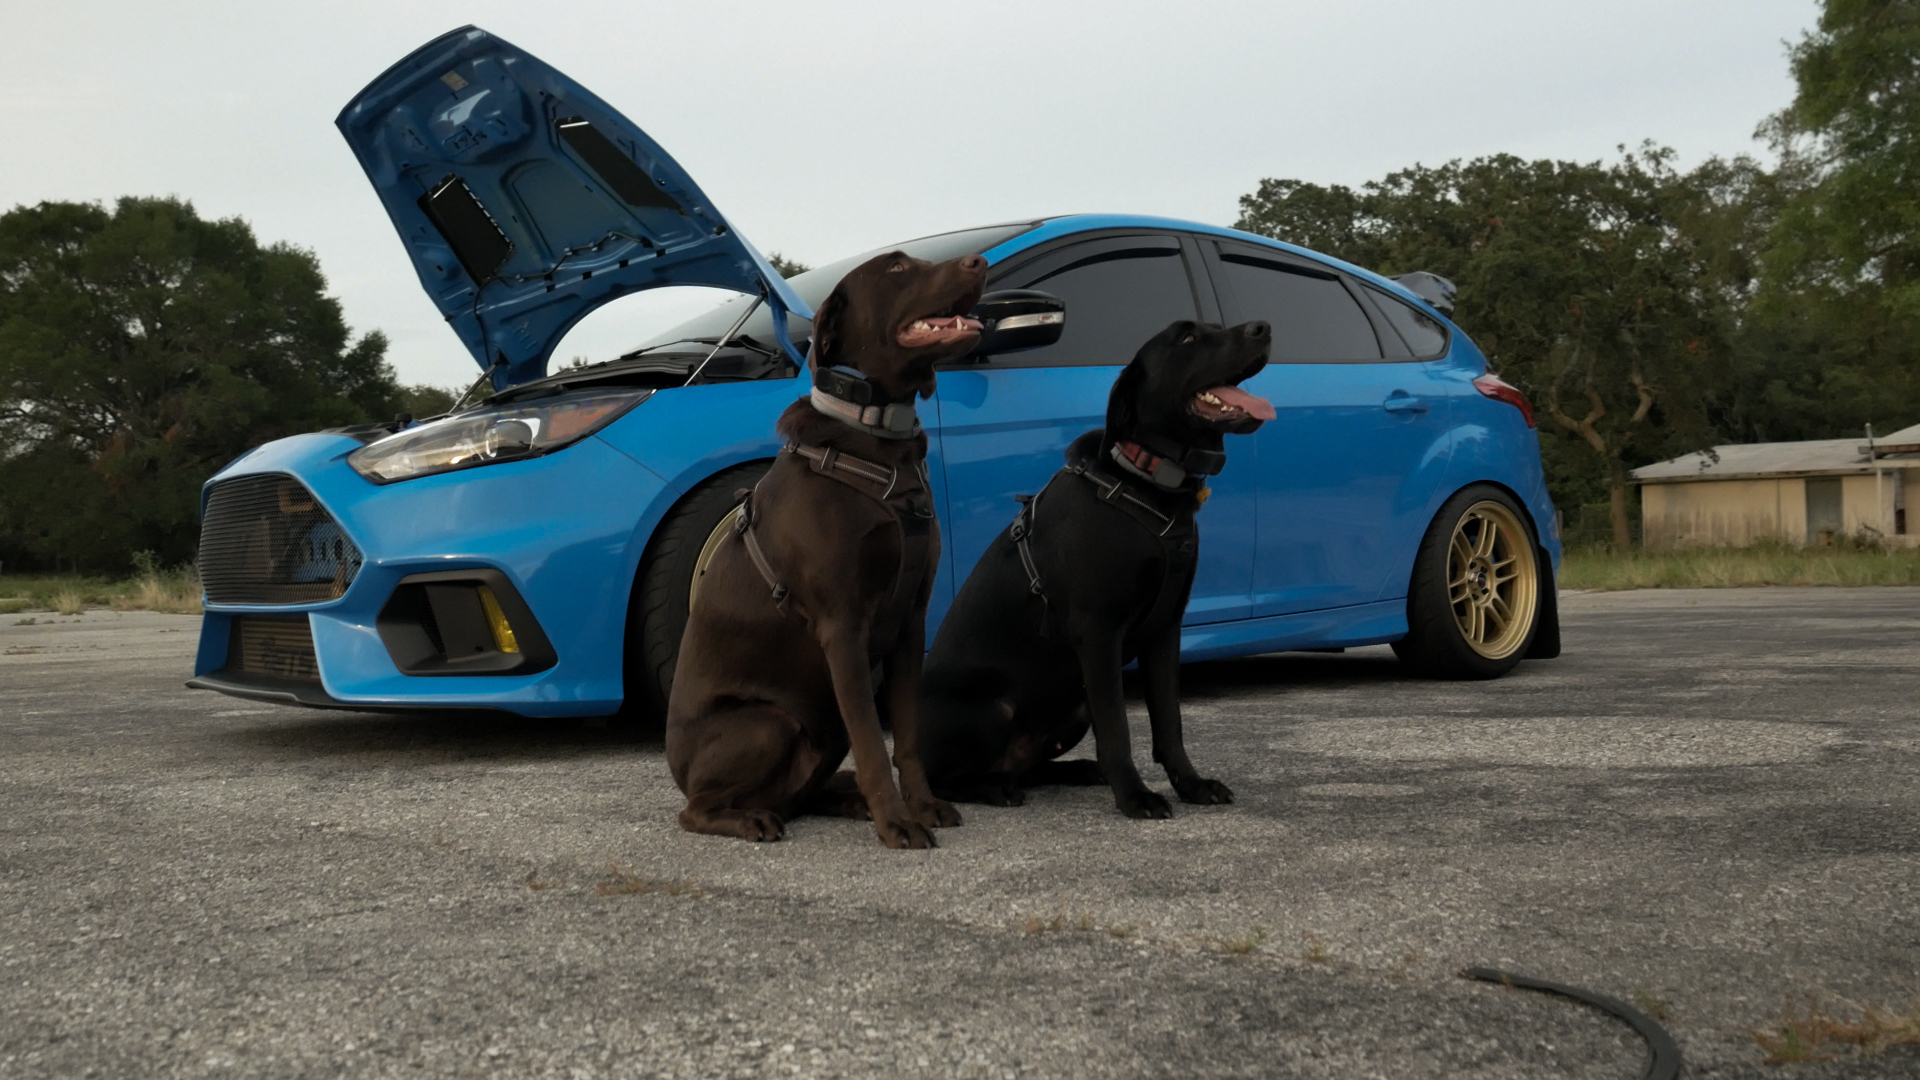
1474,373,1535,428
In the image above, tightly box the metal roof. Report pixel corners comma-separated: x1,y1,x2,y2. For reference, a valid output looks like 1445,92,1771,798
1632,423,1920,484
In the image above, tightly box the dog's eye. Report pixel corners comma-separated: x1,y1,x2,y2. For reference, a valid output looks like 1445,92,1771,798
888,262,906,273
1181,335,1195,344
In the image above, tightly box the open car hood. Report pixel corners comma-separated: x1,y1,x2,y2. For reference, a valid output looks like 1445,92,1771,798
336,26,810,387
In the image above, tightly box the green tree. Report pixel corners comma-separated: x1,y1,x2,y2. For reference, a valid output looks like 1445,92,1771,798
767,252,811,278
1765,0,1920,314
0,197,399,571
1236,150,1744,545
1738,0,1920,442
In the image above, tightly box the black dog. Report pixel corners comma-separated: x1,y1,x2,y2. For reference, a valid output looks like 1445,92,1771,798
918,319,1272,817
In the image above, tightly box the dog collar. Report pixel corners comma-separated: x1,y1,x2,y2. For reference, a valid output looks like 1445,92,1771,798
1111,440,1216,491
809,387,922,439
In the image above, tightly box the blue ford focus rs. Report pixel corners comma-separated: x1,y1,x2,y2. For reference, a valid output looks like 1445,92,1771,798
187,26,1561,717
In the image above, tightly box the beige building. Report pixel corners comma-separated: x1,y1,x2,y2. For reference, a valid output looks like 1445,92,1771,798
1631,422,1920,549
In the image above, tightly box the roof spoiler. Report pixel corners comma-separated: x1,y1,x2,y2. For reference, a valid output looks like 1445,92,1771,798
1393,272,1456,316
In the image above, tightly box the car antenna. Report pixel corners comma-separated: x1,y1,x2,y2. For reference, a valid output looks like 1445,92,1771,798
683,288,765,387
449,353,509,414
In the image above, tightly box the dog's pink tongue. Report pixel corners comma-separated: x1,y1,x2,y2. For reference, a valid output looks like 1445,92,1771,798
1208,384,1275,420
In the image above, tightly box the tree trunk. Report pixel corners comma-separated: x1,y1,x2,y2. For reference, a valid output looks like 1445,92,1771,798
1609,462,1631,549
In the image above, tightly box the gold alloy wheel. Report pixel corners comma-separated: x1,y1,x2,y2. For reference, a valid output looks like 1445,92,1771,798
687,505,744,609
1447,500,1539,660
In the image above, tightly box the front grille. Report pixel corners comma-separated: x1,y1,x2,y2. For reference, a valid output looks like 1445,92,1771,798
225,616,320,683
198,474,363,605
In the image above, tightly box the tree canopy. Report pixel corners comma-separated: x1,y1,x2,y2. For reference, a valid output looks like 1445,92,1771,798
0,197,401,571
1233,0,1920,545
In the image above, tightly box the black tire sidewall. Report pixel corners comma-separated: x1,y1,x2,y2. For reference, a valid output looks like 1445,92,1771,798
624,461,771,721
1395,484,1541,680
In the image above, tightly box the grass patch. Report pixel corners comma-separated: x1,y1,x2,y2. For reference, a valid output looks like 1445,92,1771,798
1750,994,1920,1064
0,552,202,615
1209,927,1269,956
1559,541,1920,592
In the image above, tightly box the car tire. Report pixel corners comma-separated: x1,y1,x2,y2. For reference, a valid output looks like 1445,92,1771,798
1392,484,1544,680
625,460,772,722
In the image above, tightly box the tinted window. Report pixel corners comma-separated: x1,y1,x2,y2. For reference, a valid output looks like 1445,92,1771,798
992,241,1199,367
1216,252,1381,362
1365,285,1450,358
635,222,1036,350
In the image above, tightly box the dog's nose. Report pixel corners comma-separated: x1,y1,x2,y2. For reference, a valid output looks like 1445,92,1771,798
958,254,987,274
1244,321,1270,338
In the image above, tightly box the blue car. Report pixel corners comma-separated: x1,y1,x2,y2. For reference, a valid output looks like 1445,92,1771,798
187,26,1561,717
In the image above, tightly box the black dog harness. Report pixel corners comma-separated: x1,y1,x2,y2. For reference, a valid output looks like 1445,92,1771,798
1008,457,1200,637
736,441,935,636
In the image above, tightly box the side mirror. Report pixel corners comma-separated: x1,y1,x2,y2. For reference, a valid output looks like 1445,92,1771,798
971,289,1065,357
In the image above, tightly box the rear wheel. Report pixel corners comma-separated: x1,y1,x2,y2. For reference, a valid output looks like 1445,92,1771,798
1392,485,1541,680
625,461,771,721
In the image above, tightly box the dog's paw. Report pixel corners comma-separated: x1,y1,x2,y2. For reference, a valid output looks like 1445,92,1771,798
736,810,785,842
912,797,963,829
1116,789,1173,820
1173,776,1235,805
874,817,937,850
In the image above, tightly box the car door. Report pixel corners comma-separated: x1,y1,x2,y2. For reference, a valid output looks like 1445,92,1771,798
926,232,1258,634
1203,239,1454,617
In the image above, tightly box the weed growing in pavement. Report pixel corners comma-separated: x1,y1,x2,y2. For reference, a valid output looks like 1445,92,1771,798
1632,987,1674,1023
1211,927,1269,956
1750,993,1920,1064
1107,923,1138,940
1298,933,1328,962
14,616,35,626
594,864,711,898
53,589,84,615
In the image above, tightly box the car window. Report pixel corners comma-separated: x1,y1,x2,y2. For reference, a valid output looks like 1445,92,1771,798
982,236,1200,368
1363,284,1450,359
1213,248,1383,363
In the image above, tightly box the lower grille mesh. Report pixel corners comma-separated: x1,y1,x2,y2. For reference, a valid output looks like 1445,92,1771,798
225,616,320,683
199,474,363,605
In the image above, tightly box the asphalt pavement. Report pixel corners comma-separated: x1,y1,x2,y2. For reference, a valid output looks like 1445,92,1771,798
2,588,1917,1079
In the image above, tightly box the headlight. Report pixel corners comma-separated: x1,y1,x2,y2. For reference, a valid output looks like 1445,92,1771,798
349,387,653,483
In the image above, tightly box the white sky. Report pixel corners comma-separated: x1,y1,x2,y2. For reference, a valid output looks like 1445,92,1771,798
2,0,1817,389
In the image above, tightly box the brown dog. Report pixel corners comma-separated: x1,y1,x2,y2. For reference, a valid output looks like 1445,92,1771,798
664,251,986,847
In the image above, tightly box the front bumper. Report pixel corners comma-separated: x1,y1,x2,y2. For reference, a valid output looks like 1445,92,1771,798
190,430,672,716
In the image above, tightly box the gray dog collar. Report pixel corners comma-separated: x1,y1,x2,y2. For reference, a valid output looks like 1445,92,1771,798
810,387,922,440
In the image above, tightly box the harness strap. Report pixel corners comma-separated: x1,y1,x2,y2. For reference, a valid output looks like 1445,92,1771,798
1068,460,1181,538
733,496,791,611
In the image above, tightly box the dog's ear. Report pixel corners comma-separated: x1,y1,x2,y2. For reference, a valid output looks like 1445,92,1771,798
1105,352,1146,436
809,287,848,369
1106,320,1191,435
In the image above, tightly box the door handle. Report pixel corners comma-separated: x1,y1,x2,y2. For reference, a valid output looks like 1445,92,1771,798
1382,392,1430,414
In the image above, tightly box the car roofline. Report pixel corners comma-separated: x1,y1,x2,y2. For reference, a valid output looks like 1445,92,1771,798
993,214,1449,321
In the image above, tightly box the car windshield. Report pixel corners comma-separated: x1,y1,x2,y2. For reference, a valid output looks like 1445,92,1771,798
633,222,1038,352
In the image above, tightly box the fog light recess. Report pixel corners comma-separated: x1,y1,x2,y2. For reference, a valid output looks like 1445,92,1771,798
376,570,555,676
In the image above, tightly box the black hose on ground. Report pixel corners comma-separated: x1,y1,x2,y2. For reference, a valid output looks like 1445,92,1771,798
1460,966,1680,1080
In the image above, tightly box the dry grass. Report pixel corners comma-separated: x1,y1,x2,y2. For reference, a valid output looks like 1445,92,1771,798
1750,994,1920,1064
1560,541,1920,592
0,552,202,615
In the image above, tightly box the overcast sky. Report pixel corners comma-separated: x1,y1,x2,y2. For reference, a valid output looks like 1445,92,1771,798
3,0,1818,389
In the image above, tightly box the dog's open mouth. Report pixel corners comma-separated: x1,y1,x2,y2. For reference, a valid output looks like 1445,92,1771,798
897,313,984,349
1190,383,1275,423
